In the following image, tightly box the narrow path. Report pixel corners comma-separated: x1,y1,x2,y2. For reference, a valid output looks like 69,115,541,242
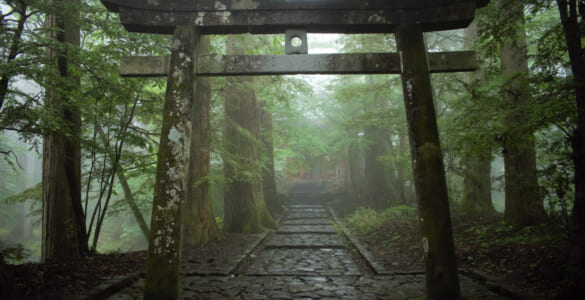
243,205,360,277
107,186,505,299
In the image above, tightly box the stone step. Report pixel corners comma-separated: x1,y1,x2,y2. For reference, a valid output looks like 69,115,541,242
286,212,330,219
266,233,344,248
277,225,337,234
287,204,324,209
281,218,332,225
245,248,361,276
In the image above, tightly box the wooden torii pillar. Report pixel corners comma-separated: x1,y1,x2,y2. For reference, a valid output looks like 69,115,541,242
100,1,488,299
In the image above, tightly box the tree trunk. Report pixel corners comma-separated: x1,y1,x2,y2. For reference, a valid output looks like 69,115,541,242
348,140,361,199
556,0,585,295
144,25,198,300
364,125,389,207
260,100,283,216
397,130,410,204
396,23,461,299
223,36,276,233
498,0,546,227
183,36,220,246
461,21,495,215
41,0,89,262
462,157,494,214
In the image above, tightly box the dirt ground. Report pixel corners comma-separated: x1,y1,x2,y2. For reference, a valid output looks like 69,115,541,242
2,233,256,300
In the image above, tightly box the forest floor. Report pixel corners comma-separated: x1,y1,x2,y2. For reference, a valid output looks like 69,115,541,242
3,233,257,299
332,203,571,300
1,205,572,299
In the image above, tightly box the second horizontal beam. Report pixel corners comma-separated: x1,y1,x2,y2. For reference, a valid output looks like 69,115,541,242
120,52,477,77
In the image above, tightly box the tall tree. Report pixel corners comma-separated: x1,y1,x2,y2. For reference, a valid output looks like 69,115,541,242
223,36,276,233
555,0,585,295
41,0,89,261
461,21,495,215
260,99,283,216
364,76,391,207
498,0,546,227
182,36,219,245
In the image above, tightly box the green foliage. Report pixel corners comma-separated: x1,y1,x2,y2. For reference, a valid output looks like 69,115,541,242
346,206,417,235
466,222,565,247
0,241,32,264
215,216,224,230
347,207,383,235
2,183,41,205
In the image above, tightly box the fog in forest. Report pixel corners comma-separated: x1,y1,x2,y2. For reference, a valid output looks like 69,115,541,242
0,0,582,298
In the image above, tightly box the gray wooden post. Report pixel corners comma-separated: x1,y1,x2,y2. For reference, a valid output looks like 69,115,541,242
144,25,199,300
395,23,461,299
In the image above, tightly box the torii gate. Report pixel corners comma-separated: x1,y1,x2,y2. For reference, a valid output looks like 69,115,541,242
100,1,488,299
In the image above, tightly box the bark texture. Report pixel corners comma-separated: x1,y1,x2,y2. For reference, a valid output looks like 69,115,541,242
144,25,198,300
396,23,461,299
182,36,219,245
498,0,546,227
223,36,276,233
42,0,89,262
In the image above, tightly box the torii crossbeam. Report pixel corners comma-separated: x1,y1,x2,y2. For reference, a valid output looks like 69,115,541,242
100,1,489,299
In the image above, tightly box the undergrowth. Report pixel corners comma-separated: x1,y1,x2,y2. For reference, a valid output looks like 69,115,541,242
346,205,416,235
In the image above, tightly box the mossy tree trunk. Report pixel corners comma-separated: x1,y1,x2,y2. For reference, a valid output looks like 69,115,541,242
42,0,89,262
223,36,276,233
461,21,495,215
260,100,283,216
144,25,198,300
498,0,546,227
395,23,461,299
183,36,219,245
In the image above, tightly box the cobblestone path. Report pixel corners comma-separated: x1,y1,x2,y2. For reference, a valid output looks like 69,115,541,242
108,203,505,299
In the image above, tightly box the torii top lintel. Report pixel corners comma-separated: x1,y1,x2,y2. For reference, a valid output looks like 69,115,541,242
100,0,489,35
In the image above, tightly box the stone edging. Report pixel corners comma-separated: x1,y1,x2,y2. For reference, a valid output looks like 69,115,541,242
460,269,534,300
328,207,391,275
68,271,143,300
328,207,530,299
222,212,287,274
72,213,286,299
223,229,272,275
